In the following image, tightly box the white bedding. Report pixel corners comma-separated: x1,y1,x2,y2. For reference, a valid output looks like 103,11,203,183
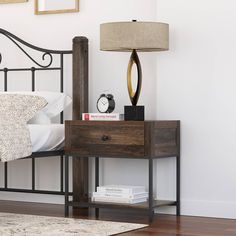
28,124,64,152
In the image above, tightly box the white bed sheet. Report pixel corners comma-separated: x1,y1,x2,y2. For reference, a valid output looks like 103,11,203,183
28,124,64,152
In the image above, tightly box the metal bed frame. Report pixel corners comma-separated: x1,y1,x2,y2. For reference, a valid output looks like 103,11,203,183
0,28,75,196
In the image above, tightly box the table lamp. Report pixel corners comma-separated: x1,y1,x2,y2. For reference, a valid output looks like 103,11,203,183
100,20,169,120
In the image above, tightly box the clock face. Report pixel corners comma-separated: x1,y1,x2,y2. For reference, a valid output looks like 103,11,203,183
97,96,109,113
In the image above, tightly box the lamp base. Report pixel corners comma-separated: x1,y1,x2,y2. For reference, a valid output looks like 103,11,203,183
124,105,145,121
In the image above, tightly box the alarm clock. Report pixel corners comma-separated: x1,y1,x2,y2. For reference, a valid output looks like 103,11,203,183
96,94,115,113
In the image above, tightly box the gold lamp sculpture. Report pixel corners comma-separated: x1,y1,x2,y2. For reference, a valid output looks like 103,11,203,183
100,20,169,120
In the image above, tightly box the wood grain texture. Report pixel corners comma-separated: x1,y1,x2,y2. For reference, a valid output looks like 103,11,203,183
66,120,180,212
1,200,236,236
65,120,180,159
66,121,145,157
72,37,89,203
72,37,88,121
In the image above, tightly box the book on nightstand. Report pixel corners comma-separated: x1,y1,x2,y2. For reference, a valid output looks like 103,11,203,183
92,191,148,199
82,113,124,121
92,185,148,204
96,185,146,195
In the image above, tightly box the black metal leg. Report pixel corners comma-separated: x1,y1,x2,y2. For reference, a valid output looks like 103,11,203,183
148,158,154,223
60,155,64,193
4,162,8,189
95,157,99,218
32,158,35,191
65,155,69,217
176,155,180,216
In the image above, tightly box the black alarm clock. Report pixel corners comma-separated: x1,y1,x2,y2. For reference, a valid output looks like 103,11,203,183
96,94,115,113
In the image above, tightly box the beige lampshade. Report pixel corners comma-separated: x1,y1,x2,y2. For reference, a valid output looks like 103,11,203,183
100,21,169,52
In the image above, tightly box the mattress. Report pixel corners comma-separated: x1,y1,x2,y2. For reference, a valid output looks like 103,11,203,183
28,124,64,152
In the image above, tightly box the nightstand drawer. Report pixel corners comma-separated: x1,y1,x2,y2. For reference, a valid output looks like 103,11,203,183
65,121,145,157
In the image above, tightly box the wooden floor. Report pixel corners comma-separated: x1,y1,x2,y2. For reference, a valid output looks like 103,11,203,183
0,200,236,236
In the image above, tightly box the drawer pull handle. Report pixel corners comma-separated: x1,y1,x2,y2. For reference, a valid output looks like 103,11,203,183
101,135,109,141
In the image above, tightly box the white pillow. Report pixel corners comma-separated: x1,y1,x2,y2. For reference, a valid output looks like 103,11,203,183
28,111,51,124
0,91,72,124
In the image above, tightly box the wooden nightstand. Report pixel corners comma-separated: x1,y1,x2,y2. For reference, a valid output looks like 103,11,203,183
64,120,180,222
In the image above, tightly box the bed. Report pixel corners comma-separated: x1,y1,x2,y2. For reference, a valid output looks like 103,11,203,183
0,28,88,197
29,124,65,152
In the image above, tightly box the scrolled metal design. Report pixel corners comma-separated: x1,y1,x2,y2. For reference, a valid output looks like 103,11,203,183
41,52,53,68
0,31,52,68
0,28,72,68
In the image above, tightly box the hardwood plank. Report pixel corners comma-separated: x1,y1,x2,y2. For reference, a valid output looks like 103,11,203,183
1,201,236,236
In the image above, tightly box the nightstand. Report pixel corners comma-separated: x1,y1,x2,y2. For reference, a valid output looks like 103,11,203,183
64,120,180,222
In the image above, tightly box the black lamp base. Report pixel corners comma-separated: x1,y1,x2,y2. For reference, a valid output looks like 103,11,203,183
124,105,145,121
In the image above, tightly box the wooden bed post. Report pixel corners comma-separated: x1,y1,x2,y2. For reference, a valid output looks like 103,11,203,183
72,36,89,203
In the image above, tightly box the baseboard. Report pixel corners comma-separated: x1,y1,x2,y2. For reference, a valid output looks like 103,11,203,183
156,199,236,219
0,192,64,204
180,199,236,219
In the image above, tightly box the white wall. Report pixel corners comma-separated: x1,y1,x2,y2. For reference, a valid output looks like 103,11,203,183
44,0,76,11
157,0,236,219
0,1,159,204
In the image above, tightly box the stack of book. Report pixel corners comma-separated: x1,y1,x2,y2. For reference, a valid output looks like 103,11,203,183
82,113,124,121
92,185,148,204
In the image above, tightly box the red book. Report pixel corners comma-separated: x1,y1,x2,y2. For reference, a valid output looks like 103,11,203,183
82,113,123,121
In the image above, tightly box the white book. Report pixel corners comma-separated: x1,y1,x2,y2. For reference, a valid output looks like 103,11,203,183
91,196,147,204
97,185,146,195
92,191,148,199
82,113,124,121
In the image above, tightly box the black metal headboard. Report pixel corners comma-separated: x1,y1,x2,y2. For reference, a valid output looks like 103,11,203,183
0,28,73,123
0,28,89,197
